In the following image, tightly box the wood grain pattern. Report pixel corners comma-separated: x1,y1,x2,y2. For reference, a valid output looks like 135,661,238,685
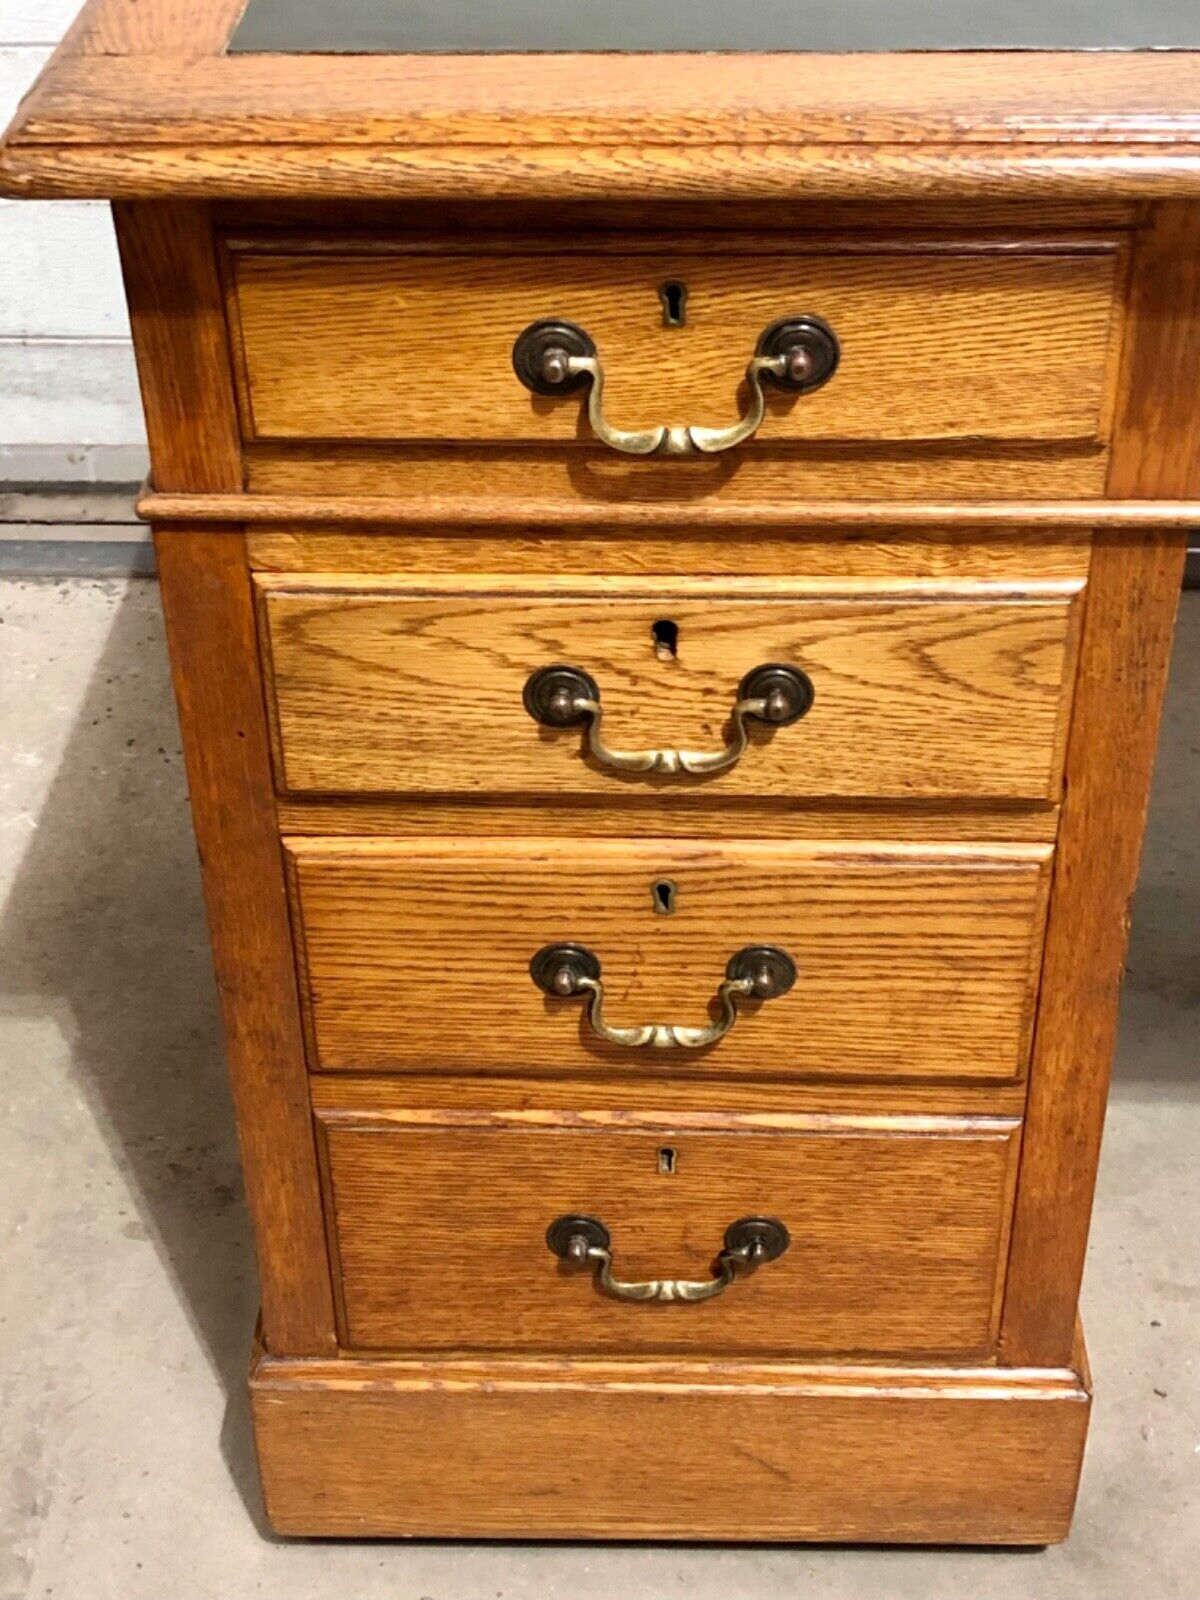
63,0,249,55
1001,203,1199,1367
159,491,1200,532
317,1111,1021,1358
113,202,242,492
230,247,1122,446
275,798,1060,844
258,578,1084,803
5,46,1200,203
242,441,1113,502
308,1071,1030,1120
114,198,332,1354
13,49,1200,146
8,138,1200,205
251,1345,1091,1541
285,838,1053,1082
154,531,336,1355
245,528,1095,581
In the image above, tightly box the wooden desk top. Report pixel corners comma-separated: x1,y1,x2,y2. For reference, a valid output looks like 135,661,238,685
3,0,1200,202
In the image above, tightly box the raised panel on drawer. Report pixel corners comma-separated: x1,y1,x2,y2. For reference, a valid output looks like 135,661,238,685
257,577,1084,803
286,838,1053,1082
317,1111,1022,1358
227,242,1124,446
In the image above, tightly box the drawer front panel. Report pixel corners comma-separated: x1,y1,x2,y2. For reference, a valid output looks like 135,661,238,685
229,245,1123,446
287,839,1052,1081
259,580,1083,802
318,1113,1021,1357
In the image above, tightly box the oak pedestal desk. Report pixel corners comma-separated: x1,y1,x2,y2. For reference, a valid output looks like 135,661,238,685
5,0,1200,1546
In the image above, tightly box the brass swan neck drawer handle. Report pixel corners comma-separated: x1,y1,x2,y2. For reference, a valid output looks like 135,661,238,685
530,942,796,1050
512,315,839,457
523,662,814,777
546,1215,791,1303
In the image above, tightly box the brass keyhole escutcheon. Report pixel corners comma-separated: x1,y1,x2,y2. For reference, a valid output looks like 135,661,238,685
651,878,678,915
651,619,680,661
659,280,688,328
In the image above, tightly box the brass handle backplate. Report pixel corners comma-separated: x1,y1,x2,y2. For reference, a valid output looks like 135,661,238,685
530,942,796,1050
545,1214,791,1303
523,662,814,777
512,315,839,457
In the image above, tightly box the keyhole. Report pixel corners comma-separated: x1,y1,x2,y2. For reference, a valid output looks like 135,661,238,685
652,619,679,661
658,1147,678,1175
651,878,678,915
659,281,688,328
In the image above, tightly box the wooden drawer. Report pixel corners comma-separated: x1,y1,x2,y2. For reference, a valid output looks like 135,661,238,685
286,838,1052,1082
227,240,1125,447
316,1110,1021,1358
257,577,1084,802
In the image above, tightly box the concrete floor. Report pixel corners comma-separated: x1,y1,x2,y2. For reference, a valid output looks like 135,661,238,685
1,577,1196,1600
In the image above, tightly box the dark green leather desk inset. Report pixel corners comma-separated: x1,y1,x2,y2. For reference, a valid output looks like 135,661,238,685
231,0,1200,55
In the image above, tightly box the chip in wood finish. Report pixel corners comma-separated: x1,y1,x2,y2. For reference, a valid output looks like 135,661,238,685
318,1113,1021,1357
286,838,1052,1082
